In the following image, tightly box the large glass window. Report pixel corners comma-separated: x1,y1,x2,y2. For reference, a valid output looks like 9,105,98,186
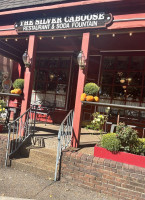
100,56,145,104
100,56,145,119
31,55,72,110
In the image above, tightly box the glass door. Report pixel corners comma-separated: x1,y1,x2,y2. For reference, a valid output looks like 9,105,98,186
31,54,73,110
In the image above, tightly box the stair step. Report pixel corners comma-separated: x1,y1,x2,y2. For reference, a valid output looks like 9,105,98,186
11,147,57,180
29,147,57,157
11,159,55,180
12,155,55,170
29,150,56,165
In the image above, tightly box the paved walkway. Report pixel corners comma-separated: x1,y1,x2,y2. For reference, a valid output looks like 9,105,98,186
0,167,117,200
0,197,34,200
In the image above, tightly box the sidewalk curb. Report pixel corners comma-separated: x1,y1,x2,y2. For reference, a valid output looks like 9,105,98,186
0,197,35,200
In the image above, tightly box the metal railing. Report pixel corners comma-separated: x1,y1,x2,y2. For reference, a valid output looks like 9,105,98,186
5,105,37,166
82,101,145,135
81,101,145,112
54,109,74,181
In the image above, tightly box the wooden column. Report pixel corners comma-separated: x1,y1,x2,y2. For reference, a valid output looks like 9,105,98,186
72,32,90,148
20,35,37,132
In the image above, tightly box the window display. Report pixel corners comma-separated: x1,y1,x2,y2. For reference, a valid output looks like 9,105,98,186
100,55,145,119
31,55,72,110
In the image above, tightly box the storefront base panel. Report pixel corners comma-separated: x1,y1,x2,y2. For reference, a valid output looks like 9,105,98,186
61,151,145,200
0,135,7,167
94,145,145,168
36,110,68,124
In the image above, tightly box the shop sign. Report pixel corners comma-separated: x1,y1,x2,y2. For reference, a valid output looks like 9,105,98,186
15,12,113,32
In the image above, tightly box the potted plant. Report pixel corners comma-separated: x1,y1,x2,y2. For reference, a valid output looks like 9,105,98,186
81,82,100,102
0,99,6,132
94,123,145,168
11,79,24,95
86,107,110,133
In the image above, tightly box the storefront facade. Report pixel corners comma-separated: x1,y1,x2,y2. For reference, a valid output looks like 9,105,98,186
0,0,145,147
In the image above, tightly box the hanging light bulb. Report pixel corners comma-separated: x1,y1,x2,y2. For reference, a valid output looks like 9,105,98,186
51,36,54,40
64,36,67,39
96,34,100,38
120,79,125,84
127,78,132,82
123,85,127,89
15,38,18,41
129,32,133,36
5,38,8,42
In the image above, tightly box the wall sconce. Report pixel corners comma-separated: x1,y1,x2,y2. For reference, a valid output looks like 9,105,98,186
22,50,31,68
77,50,86,70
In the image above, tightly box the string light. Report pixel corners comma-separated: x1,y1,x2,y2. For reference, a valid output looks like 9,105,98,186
0,31,141,42
129,32,133,36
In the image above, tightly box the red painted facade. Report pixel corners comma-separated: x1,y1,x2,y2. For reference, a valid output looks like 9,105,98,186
0,0,145,146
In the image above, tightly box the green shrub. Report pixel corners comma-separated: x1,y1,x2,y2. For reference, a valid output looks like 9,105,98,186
101,133,121,152
13,79,24,90
135,138,145,155
84,83,99,96
116,123,139,153
139,138,145,145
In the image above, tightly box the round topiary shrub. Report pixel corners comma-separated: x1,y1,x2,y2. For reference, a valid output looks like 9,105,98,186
84,83,99,96
101,133,121,152
13,79,24,90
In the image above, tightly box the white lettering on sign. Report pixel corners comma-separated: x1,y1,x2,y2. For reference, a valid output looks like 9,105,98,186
15,12,112,32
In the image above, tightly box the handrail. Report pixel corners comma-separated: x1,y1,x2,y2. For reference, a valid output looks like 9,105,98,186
54,109,74,181
81,101,145,112
5,105,37,166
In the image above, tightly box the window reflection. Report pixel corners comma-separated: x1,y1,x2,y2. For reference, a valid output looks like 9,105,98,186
101,56,145,104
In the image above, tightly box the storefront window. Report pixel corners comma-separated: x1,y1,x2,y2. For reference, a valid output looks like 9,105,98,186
100,55,145,118
31,55,72,110
100,56,145,103
0,55,13,94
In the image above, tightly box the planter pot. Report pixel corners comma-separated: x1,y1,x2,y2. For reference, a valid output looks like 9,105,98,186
94,145,145,168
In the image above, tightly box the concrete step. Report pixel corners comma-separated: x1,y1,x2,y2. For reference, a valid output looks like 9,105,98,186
11,147,57,180
11,159,55,180
27,147,57,161
31,135,58,150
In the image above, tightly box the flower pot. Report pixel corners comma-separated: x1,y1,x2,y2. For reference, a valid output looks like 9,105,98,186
94,145,145,168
